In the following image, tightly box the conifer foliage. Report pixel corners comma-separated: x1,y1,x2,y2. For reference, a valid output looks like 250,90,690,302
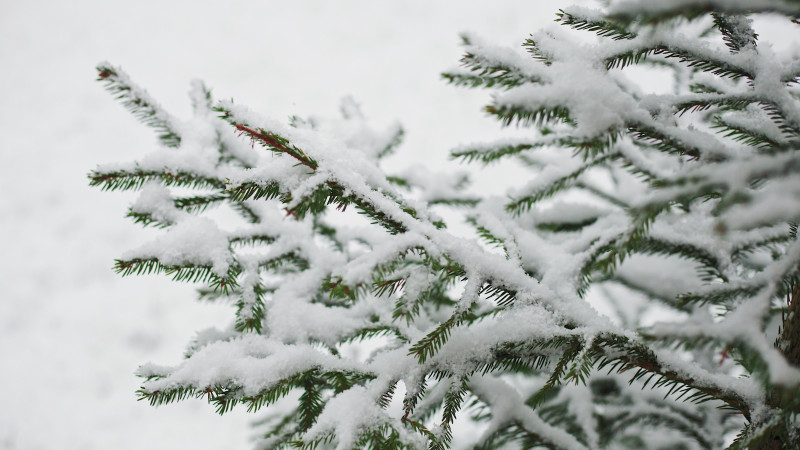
92,1,800,448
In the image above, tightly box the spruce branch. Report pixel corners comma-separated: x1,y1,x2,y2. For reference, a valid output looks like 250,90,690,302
595,335,752,418
506,153,619,215
88,168,226,191
712,13,758,53
408,309,472,363
96,63,182,147
711,115,784,150
609,1,800,25
485,103,572,128
114,258,239,294
634,237,727,282
450,141,540,164
556,8,637,40
603,44,753,80
627,123,705,159
226,181,285,202
376,126,405,159
442,55,539,90
233,123,318,170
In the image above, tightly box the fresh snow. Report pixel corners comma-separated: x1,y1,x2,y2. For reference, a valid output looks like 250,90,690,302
8,0,800,448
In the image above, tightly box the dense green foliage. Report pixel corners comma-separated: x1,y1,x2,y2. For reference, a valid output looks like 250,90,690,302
93,2,800,448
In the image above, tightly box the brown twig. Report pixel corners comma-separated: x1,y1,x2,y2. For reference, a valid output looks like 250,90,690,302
235,123,317,170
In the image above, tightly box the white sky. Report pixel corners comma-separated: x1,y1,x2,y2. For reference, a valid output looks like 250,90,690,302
4,1,800,448
0,1,570,448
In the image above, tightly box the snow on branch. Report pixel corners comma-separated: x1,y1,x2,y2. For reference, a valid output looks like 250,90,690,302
92,2,800,447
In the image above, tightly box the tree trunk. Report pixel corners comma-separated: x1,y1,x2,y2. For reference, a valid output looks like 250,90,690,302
757,282,800,449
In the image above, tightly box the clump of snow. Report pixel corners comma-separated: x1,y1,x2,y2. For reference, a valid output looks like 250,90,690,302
130,182,186,224
304,384,426,450
141,335,366,397
123,217,233,277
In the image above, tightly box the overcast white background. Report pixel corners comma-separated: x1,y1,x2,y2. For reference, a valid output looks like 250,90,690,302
6,1,800,449
0,1,574,448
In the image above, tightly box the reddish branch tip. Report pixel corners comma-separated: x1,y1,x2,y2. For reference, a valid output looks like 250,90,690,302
98,71,110,78
719,348,730,365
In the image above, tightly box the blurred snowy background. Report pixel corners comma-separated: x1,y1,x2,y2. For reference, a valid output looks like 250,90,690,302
0,1,567,448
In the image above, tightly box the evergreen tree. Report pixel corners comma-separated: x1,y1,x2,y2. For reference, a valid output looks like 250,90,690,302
90,1,800,448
